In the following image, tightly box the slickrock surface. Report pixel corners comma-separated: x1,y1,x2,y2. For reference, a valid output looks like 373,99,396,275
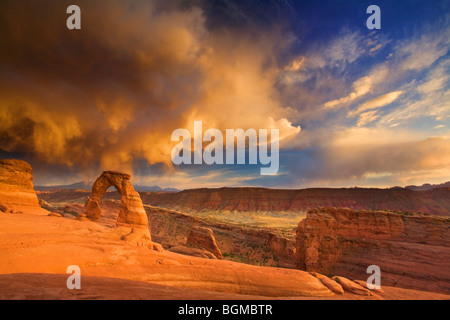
0,159,48,215
295,207,450,294
0,212,333,298
168,245,218,259
0,211,448,300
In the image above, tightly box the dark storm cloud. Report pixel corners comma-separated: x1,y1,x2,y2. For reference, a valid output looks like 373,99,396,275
0,0,300,183
1,0,448,188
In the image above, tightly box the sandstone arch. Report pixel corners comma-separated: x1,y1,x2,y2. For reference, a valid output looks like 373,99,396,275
83,171,152,247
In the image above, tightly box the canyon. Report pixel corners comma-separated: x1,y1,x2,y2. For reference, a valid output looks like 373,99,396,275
295,207,450,294
1,159,449,299
37,186,450,296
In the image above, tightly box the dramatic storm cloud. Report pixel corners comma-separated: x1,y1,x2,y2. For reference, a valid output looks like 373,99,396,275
0,0,299,180
0,0,449,188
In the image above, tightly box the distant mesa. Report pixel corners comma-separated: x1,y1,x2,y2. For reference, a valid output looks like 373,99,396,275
36,181,179,192
143,186,450,216
83,171,155,249
135,185,180,192
405,181,450,191
35,181,91,191
0,159,48,215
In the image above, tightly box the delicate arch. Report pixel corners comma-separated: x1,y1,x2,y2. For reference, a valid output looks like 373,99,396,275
84,171,149,228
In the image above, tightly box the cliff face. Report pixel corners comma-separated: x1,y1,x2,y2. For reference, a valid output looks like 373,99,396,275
295,208,450,294
142,187,450,216
0,159,47,214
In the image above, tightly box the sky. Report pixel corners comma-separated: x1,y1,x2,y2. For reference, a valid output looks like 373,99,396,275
0,0,449,189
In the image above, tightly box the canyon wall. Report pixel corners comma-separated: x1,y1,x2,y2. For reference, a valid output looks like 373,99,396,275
142,187,450,216
147,205,296,268
295,208,450,294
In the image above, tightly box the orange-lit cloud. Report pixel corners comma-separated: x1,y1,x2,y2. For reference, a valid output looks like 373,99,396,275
348,90,403,118
1,0,448,189
323,66,389,109
0,0,300,180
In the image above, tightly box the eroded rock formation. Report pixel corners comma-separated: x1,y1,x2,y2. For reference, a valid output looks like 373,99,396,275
168,246,219,259
186,226,223,259
83,171,152,247
332,276,371,296
0,159,48,215
147,205,295,266
295,207,450,294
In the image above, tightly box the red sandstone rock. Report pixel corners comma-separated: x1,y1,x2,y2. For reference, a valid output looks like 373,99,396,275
267,234,296,260
0,159,48,215
142,187,450,216
39,199,52,210
168,245,218,259
0,204,7,213
48,212,62,217
321,277,344,295
354,280,384,293
62,204,84,215
295,207,450,294
84,171,148,227
187,226,223,259
147,205,296,268
310,273,344,294
83,171,152,248
152,242,164,252
333,276,371,296
304,246,319,271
